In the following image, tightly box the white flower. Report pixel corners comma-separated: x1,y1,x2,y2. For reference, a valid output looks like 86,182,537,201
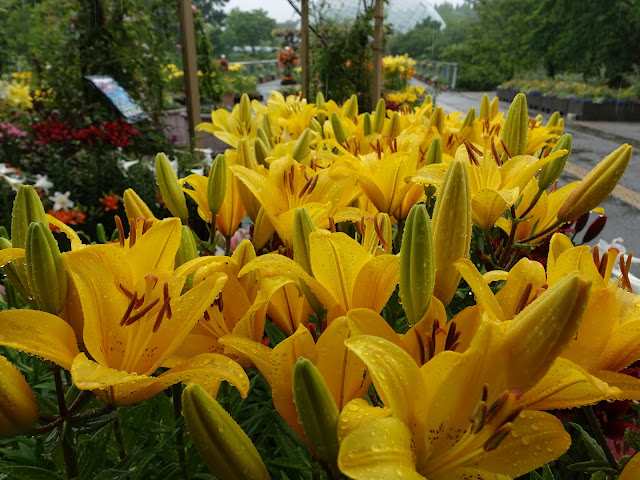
33,174,54,193
195,148,213,164
170,157,179,175
117,157,139,175
3,175,24,191
0,163,17,176
49,191,74,211
190,167,205,176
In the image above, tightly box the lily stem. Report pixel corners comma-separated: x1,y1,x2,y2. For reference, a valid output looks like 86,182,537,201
173,384,189,480
53,365,78,478
583,406,620,474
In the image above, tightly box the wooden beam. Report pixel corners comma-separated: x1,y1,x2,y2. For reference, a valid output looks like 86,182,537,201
372,0,384,111
178,0,201,147
301,0,309,99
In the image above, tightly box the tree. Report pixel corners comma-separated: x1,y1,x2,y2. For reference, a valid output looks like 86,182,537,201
220,8,277,53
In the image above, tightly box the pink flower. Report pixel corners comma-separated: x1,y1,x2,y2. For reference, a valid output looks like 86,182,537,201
229,227,251,253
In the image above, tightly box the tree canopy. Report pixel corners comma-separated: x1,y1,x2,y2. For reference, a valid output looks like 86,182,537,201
220,8,277,53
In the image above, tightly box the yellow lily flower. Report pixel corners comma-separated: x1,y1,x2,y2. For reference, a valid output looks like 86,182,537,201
338,316,580,480
240,231,399,320
196,97,263,148
0,219,249,405
230,155,362,247
220,320,369,446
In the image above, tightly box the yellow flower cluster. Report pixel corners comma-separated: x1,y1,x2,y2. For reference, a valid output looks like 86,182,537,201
382,53,417,78
0,92,636,480
386,84,426,106
11,71,32,84
227,63,244,73
1,80,33,110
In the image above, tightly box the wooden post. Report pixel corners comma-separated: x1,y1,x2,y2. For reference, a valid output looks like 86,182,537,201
371,0,384,111
178,0,201,147
301,0,309,99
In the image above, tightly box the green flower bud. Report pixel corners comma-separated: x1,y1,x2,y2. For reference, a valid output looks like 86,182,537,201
427,106,445,133
96,223,108,244
207,154,227,218
373,98,386,133
331,112,348,145
385,111,402,139
182,384,269,480
315,92,327,124
0,355,38,437
490,96,499,119
11,185,46,249
399,204,435,326
461,107,476,128
123,188,155,222
293,207,317,275
293,358,339,465
362,112,372,136
238,93,252,125
0,226,9,239
25,222,67,314
263,115,275,143
479,93,490,120
425,137,442,165
501,93,528,161
176,225,198,267
155,153,188,222
292,128,312,162
546,111,561,129
0,238,30,302
254,137,270,166
538,133,572,191
344,93,358,119
309,117,323,138
256,125,272,150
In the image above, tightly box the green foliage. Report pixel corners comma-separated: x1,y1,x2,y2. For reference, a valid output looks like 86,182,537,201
220,9,278,56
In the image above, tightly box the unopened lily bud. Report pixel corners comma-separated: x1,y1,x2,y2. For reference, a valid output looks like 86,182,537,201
331,112,348,145
0,238,29,302
425,137,442,165
344,94,358,119
479,93,490,120
182,384,269,480
263,115,275,143
557,144,632,222
25,222,67,314
373,98,386,133
461,107,476,128
534,113,543,123
315,92,326,124
506,273,590,392
207,154,227,218
254,137,270,166
427,106,444,133
538,134,572,191
385,111,402,139
123,188,156,222
489,96,499,119
293,358,340,465
546,111,561,128
11,185,46,249
176,225,199,268
238,93,252,125
0,226,8,239
362,113,372,136
309,118,323,136
501,93,528,161
432,160,472,306
293,208,317,275
155,153,188,222
0,355,38,437
423,94,433,107
293,128,312,162
399,204,435,325
236,139,261,221
256,125,272,149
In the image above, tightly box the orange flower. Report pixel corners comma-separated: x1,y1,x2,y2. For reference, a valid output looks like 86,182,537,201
100,193,121,211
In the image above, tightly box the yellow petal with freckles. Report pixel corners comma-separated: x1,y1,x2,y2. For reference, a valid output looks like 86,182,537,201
338,417,425,480
0,310,80,370
337,398,391,443
467,411,570,477
454,258,505,321
351,254,399,312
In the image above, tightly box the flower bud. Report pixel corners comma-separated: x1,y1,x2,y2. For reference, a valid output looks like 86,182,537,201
538,133,572,191
399,204,435,325
309,117,323,136
0,239,29,302
490,96,499,119
546,111,561,128
235,139,261,221
293,207,317,275
373,98,386,133
292,128,312,162
182,384,269,480
479,93,490,120
256,125,272,149
176,225,199,268
207,154,227,218
331,112,348,145
385,111,402,139
238,93,252,125
557,144,632,222
427,106,444,133
293,358,340,465
315,92,327,124
123,188,156,222
362,112,372,136
25,222,67,314
425,137,442,165
501,93,528,160
344,94,358,119
0,355,38,437
253,137,270,166
263,115,275,142
155,153,188,222
432,160,472,306
461,107,476,129
506,273,590,392
11,185,46,249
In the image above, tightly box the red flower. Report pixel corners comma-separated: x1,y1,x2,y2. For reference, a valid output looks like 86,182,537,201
100,193,121,211
47,209,86,232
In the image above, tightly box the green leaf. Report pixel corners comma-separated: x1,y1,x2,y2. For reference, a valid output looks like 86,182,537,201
91,469,131,480
264,322,287,346
567,459,616,474
79,423,113,480
624,428,640,451
0,466,65,480
569,422,608,463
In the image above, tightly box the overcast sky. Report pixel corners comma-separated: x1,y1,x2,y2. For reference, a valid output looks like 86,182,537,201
222,0,462,24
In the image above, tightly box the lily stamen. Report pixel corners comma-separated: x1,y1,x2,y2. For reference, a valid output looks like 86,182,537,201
500,139,513,160
153,297,171,332
514,283,533,315
119,283,135,299
120,292,138,326
129,218,137,247
491,138,502,166
328,216,336,233
483,422,513,451
142,218,153,234
115,215,125,247
124,298,160,326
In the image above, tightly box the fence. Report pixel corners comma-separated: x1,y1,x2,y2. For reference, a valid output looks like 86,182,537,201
415,60,458,89
229,60,280,82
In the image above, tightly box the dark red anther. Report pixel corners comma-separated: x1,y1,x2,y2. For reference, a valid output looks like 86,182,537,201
582,215,607,243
